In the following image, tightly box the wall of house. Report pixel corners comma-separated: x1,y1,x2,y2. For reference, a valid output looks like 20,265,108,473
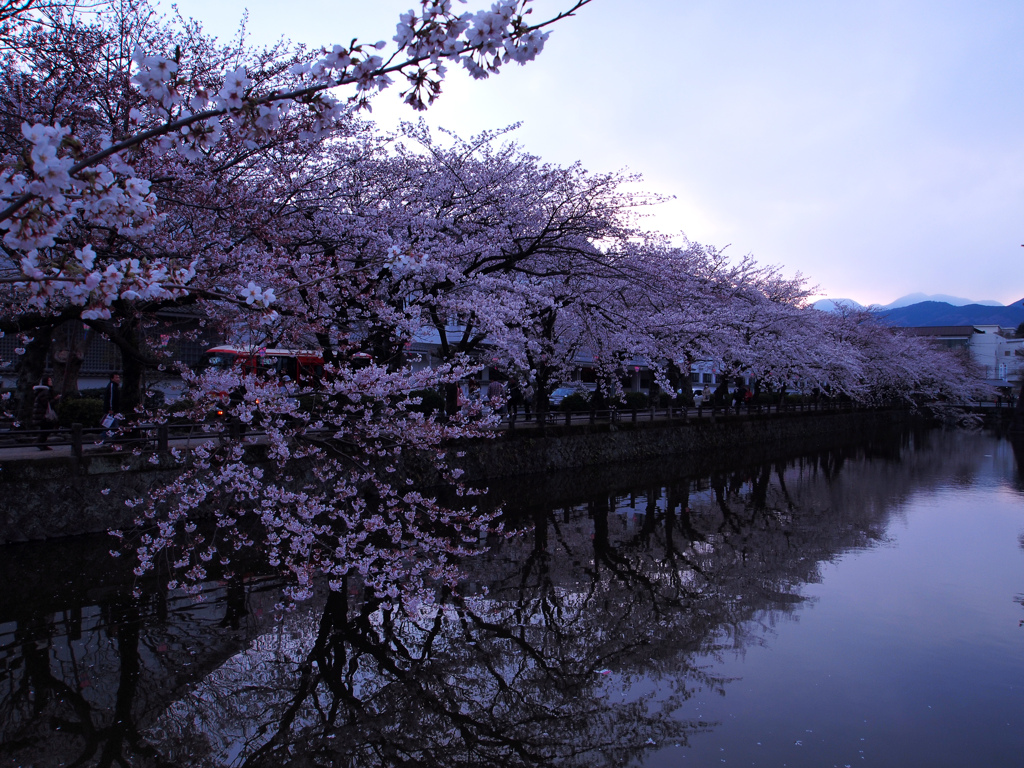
970,326,1024,385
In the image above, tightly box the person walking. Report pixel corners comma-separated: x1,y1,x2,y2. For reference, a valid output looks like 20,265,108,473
487,379,505,414
32,376,60,450
103,373,121,425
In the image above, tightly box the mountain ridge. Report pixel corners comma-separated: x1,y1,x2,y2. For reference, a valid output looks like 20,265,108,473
811,299,1024,327
813,293,1008,312
875,301,1024,328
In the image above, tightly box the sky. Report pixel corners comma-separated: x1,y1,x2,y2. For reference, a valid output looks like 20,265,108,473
159,0,1024,307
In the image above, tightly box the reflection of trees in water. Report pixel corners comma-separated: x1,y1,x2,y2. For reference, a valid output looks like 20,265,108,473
142,431,989,767
1011,437,1024,494
0,429,1009,767
0,577,280,768
148,579,715,768
1016,438,1024,625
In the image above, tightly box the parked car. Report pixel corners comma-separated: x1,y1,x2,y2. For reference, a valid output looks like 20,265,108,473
549,386,587,408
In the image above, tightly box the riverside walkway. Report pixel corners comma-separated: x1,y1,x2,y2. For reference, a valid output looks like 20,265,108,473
0,400,1008,464
0,403,772,462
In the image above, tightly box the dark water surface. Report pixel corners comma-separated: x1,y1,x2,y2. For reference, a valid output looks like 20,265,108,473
2,429,1023,767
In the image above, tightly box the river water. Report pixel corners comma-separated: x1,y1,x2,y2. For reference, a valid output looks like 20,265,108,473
1,428,1022,767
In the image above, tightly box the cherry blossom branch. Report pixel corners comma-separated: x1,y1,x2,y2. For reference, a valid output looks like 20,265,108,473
0,0,593,226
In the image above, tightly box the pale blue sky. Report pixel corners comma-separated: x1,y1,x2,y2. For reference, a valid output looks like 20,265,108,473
161,0,1024,306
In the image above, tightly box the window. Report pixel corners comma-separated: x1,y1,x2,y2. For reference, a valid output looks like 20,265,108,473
702,373,713,384
690,372,700,383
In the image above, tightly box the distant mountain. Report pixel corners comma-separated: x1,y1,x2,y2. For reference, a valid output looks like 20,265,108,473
883,293,1003,309
878,301,1024,328
814,294,1005,312
811,298,864,312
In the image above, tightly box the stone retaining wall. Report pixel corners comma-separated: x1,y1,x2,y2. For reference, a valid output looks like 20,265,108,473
0,452,183,543
452,408,911,482
0,408,911,544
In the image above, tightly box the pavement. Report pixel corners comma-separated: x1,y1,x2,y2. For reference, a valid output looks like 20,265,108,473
4,402,1002,463
0,406,743,462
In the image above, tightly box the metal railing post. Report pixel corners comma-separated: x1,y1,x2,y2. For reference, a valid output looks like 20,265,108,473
71,423,83,461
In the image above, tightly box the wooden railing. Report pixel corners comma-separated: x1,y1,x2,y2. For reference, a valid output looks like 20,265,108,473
0,398,920,460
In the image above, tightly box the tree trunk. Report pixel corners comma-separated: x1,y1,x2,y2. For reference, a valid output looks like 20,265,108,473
121,342,146,416
1014,379,1024,433
445,381,460,416
50,320,97,397
15,327,53,425
533,366,551,425
115,316,147,416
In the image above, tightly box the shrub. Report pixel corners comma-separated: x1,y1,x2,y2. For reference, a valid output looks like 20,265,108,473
623,391,649,410
559,393,590,412
296,392,320,412
408,388,446,414
57,396,105,428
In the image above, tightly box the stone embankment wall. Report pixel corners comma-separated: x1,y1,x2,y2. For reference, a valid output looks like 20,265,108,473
0,409,910,544
0,453,183,544
452,408,910,482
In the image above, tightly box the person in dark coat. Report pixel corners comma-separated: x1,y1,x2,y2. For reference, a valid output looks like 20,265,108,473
486,379,505,414
103,373,121,417
32,376,60,450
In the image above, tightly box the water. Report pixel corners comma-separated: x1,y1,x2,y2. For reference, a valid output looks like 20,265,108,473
1,428,1022,767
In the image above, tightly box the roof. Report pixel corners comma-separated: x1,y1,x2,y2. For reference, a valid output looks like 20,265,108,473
896,326,980,338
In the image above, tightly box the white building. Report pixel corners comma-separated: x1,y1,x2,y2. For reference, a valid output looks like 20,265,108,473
900,325,1024,394
970,325,1024,390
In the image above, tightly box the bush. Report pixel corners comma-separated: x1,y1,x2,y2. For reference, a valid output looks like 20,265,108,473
559,393,591,412
657,392,691,408
623,391,650,410
295,392,320,412
408,388,446,414
57,396,105,428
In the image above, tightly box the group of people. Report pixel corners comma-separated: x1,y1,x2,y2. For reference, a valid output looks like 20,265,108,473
458,378,508,414
30,373,121,450
691,385,752,413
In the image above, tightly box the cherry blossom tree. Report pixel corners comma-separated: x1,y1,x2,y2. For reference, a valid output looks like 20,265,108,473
379,124,653,414
0,0,593,404
0,0,598,605
814,305,988,407
0,0,988,614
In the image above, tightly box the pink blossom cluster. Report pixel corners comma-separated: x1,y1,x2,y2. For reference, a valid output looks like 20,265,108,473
2,0,591,316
